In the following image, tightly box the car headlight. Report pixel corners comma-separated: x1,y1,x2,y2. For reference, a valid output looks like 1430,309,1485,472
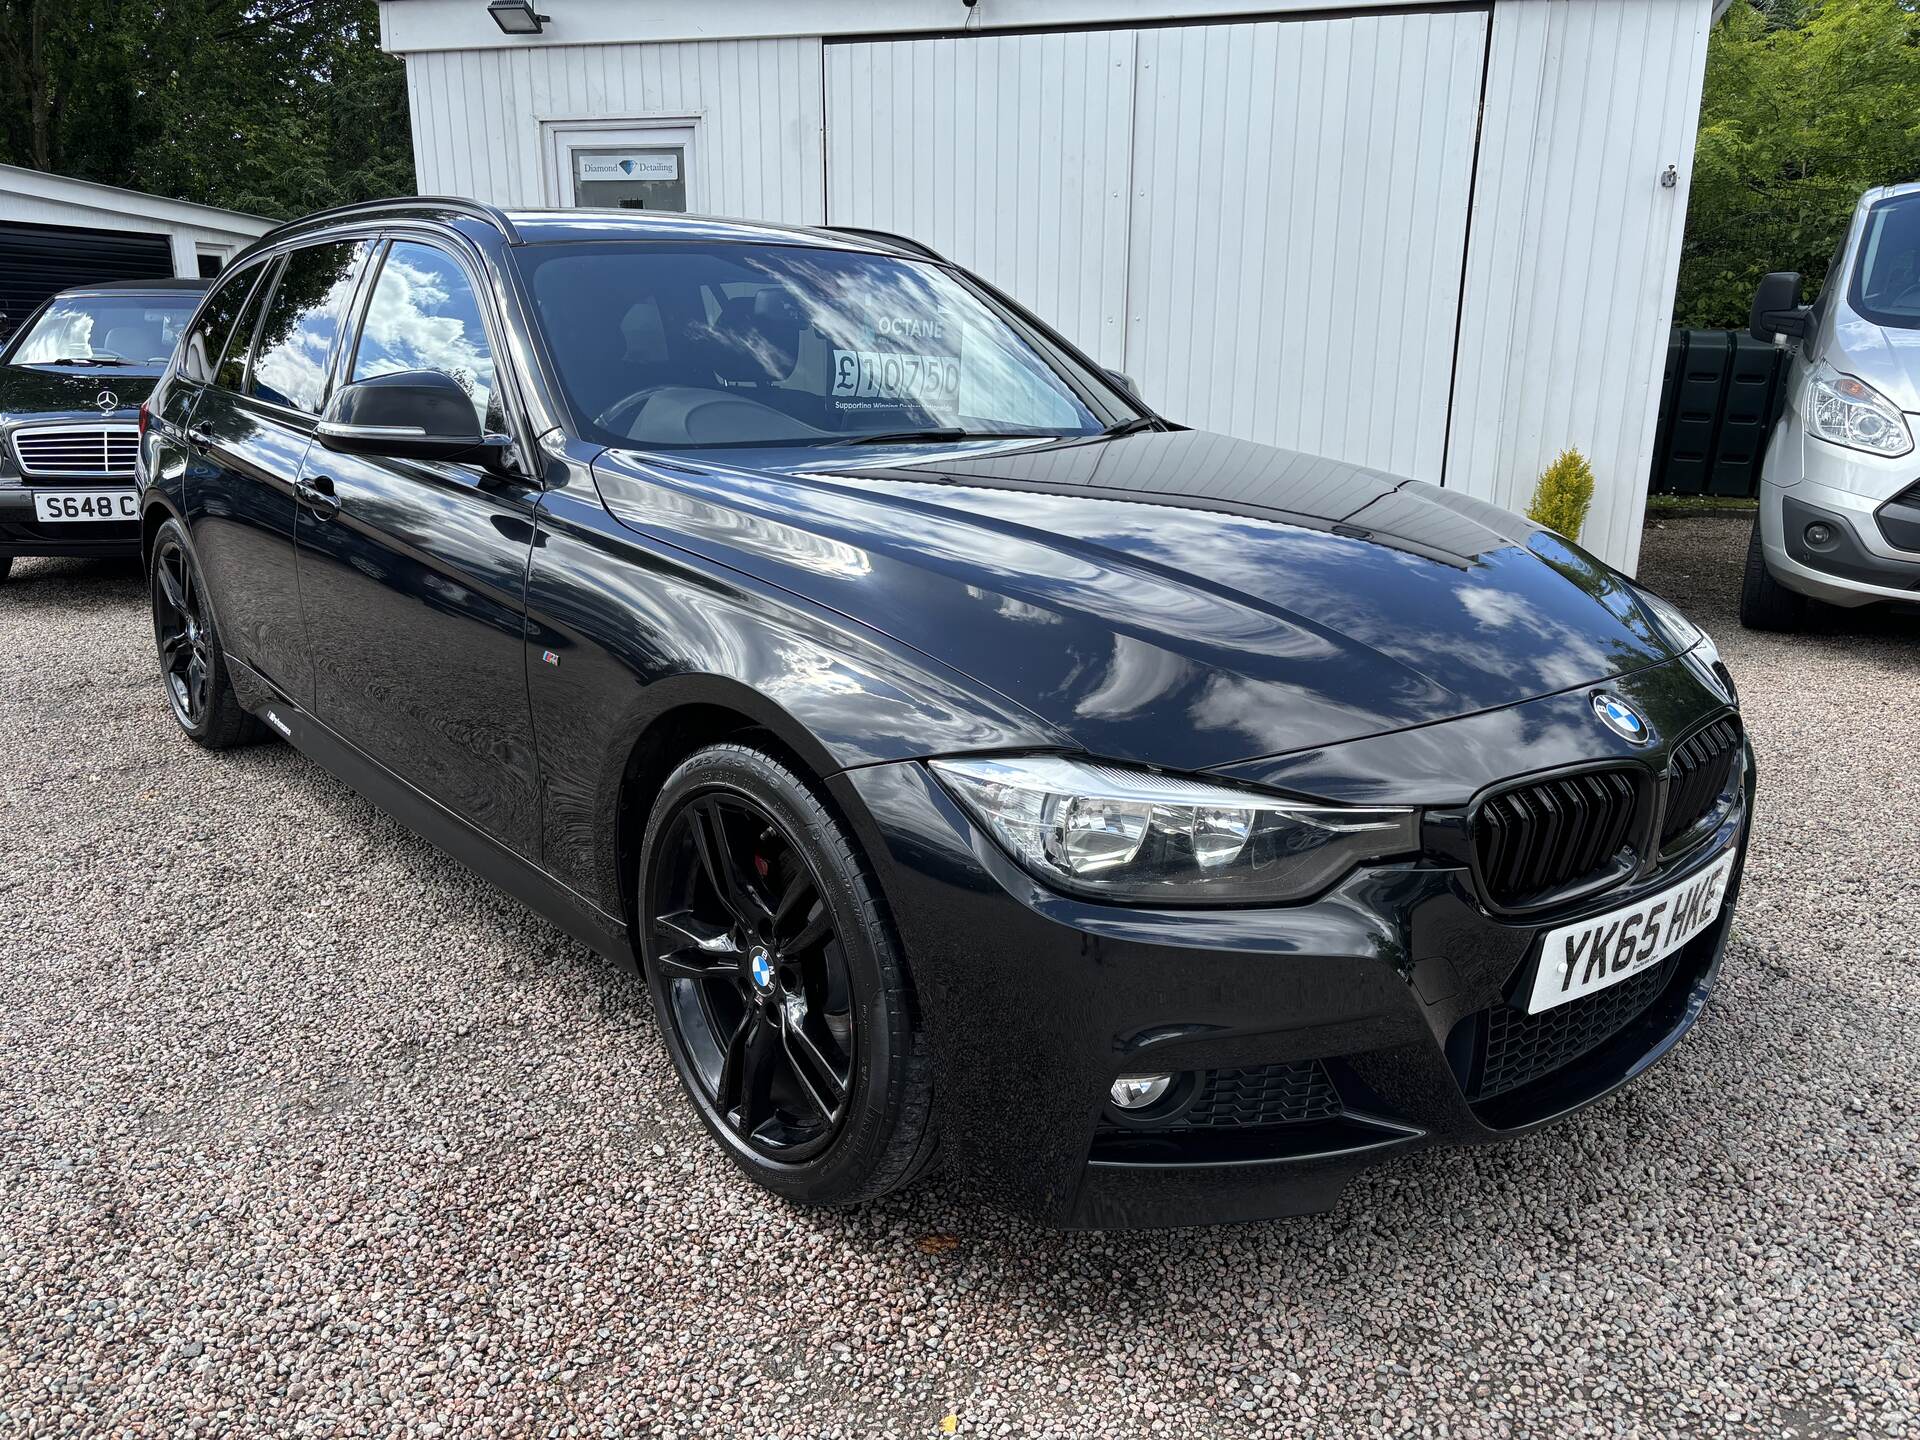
1806,362,1913,458
1633,585,1736,708
930,754,1419,904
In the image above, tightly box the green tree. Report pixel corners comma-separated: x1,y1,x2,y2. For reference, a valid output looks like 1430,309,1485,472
0,0,412,220
1678,0,1920,328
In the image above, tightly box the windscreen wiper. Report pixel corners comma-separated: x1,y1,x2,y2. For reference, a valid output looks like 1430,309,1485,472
1101,415,1159,437
823,427,1064,447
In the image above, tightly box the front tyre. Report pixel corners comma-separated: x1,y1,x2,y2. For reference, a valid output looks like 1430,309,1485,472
149,518,262,749
1739,511,1806,632
639,742,937,1207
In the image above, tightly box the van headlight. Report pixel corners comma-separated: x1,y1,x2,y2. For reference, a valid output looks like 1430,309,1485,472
931,755,1418,904
1806,362,1913,457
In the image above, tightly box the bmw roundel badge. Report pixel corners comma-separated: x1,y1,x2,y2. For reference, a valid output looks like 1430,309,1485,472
749,945,775,991
1591,691,1651,745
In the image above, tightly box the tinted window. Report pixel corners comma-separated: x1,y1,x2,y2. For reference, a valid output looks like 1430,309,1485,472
351,242,502,431
181,265,263,385
249,241,368,413
7,294,201,370
216,260,278,392
1851,194,1920,330
516,241,1124,450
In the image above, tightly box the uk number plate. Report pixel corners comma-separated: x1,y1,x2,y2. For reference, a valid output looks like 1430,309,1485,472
1526,847,1737,1014
33,489,137,523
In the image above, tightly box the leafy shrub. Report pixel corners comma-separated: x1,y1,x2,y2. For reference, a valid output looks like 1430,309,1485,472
1679,0,1920,328
1527,449,1597,540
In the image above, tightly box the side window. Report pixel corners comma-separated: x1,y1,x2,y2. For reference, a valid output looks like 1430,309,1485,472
215,259,279,392
248,240,369,414
181,264,263,385
351,241,503,432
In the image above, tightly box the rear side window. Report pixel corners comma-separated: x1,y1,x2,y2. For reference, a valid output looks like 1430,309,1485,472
215,259,279,392
249,240,369,413
181,264,262,385
350,241,503,431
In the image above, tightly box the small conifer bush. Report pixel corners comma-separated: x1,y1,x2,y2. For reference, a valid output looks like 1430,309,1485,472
1526,448,1596,541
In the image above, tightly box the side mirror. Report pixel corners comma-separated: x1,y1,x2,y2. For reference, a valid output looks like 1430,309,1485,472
317,369,512,473
1749,271,1809,344
1104,367,1141,401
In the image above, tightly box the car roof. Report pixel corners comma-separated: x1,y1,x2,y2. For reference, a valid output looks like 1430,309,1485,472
499,208,939,258
1864,180,1920,205
55,277,212,296
245,197,951,268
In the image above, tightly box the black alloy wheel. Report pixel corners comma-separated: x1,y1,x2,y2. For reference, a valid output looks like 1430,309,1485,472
147,518,261,749
650,790,855,1161
152,534,212,730
640,744,937,1205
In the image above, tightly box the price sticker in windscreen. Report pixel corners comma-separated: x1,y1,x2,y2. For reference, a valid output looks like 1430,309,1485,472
830,349,962,406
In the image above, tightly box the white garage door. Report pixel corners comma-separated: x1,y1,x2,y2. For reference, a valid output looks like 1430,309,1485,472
826,9,1488,483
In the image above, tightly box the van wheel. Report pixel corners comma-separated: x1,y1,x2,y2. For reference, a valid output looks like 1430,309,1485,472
639,742,938,1207
1739,513,1805,632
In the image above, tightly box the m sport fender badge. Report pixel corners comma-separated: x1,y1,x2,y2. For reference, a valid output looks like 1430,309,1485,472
1591,691,1651,745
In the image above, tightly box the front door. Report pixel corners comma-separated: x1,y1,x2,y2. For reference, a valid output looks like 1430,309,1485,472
293,238,543,858
545,121,697,212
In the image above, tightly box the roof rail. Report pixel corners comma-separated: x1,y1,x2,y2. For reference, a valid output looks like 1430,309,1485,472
823,226,947,263
258,196,521,244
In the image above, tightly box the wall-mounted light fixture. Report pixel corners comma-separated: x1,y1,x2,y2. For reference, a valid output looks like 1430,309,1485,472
488,0,550,35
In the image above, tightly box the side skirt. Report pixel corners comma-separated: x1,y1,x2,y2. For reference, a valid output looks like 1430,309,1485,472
228,654,633,967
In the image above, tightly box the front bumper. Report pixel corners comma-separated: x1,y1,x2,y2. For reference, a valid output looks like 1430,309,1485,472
831,673,1752,1230
0,483,140,558
1758,421,1920,607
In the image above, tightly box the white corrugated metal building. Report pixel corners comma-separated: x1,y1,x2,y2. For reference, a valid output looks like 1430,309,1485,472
0,165,273,334
377,0,1723,572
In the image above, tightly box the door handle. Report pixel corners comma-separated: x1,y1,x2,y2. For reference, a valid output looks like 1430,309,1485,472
185,426,213,448
294,474,341,520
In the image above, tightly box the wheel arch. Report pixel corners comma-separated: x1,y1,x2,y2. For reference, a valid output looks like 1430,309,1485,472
606,675,865,967
139,490,186,573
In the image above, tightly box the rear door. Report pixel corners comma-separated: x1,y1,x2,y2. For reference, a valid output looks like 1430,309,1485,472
185,239,372,699
293,236,543,858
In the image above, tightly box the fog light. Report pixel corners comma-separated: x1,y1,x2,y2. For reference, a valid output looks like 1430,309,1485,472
1805,522,1834,546
1109,1074,1173,1110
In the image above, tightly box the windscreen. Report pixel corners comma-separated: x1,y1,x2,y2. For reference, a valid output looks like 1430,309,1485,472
1852,194,1920,329
8,294,201,369
516,241,1122,449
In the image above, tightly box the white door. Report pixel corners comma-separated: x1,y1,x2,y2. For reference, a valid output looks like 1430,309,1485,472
544,121,699,212
824,11,1487,482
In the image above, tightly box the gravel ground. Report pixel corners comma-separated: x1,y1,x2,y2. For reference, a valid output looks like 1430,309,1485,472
1,516,1916,1439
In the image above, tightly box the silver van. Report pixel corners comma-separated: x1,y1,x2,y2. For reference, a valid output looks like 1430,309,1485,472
1744,180,1920,629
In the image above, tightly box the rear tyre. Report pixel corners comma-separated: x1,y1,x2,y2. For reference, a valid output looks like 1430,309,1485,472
0,555,11,583
1739,512,1806,632
639,742,937,1207
148,519,263,749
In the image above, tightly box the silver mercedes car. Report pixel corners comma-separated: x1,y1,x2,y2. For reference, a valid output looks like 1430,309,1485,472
1744,180,1920,629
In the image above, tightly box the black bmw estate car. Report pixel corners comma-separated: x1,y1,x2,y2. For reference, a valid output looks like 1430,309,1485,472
138,199,1751,1229
0,277,208,580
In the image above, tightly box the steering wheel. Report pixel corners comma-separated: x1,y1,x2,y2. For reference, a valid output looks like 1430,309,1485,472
593,386,672,437
1882,279,1920,311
